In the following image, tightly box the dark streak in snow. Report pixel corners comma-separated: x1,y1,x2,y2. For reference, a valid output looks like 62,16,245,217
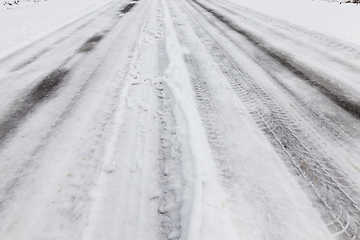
192,0,360,119
78,34,104,53
0,69,70,145
121,3,136,13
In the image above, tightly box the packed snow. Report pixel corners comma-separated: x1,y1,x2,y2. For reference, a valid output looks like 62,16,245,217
0,0,360,239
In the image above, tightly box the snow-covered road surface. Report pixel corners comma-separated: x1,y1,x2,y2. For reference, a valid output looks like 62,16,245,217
1,0,360,239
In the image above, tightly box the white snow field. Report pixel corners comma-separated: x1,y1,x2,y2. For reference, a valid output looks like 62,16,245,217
0,0,360,239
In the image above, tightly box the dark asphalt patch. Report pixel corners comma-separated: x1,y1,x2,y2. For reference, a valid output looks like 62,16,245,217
78,34,104,53
0,69,69,145
192,0,360,119
121,3,136,13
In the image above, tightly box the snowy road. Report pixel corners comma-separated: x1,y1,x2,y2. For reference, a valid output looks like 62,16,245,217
1,0,360,239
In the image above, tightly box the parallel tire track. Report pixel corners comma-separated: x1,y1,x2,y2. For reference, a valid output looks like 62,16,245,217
0,0,117,67
191,0,360,121
206,0,360,75
0,0,140,146
0,0,144,216
173,0,360,238
185,0,359,149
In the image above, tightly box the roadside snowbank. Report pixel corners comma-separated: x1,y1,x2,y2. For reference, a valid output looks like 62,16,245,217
228,0,360,46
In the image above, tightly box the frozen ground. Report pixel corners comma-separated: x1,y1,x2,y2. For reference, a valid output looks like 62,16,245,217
0,0,360,239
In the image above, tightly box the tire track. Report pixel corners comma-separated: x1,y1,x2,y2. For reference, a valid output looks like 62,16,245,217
191,0,360,121
167,1,298,237
0,0,140,147
0,0,125,119
4,0,138,73
8,0,126,72
154,2,183,238
0,0,117,68
184,0,360,147
205,0,360,75
0,0,146,218
0,69,69,144
210,0,360,60
80,1,183,237
156,81,183,240
173,0,360,238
